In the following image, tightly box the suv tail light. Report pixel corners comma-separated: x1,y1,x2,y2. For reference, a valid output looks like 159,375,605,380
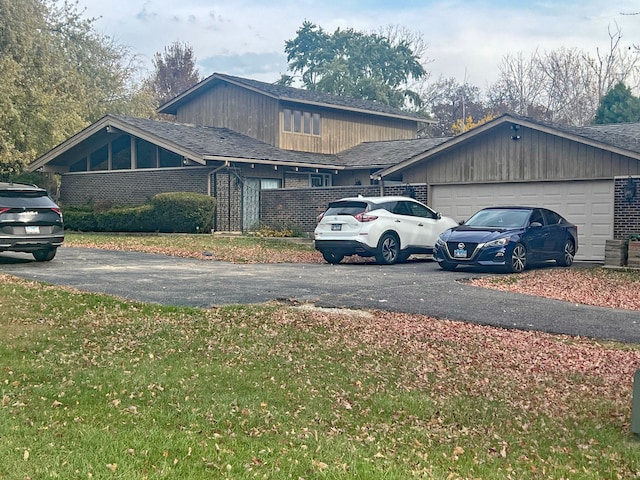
354,213,378,222
0,207,10,215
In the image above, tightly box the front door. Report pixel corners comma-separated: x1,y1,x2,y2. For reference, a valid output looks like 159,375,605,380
243,178,260,231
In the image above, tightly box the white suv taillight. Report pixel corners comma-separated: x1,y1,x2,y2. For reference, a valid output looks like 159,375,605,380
354,213,378,222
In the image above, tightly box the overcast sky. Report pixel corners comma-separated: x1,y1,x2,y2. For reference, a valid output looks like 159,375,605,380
73,0,640,89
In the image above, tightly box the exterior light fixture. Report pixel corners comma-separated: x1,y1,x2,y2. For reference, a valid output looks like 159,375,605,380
625,176,637,202
511,123,521,140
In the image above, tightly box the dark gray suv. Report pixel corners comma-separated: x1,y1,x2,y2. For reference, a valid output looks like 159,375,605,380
0,182,64,261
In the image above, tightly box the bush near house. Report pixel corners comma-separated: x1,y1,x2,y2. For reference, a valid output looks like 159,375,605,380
63,192,216,233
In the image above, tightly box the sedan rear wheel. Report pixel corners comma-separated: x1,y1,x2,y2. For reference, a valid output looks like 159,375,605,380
507,243,527,273
557,239,575,267
375,233,399,265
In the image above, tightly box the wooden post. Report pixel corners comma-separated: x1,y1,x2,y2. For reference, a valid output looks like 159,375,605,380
632,370,640,435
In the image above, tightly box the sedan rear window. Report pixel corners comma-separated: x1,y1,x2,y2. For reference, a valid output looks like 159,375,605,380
324,201,369,216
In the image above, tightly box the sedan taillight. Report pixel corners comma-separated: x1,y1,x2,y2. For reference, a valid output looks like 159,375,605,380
354,212,378,222
0,207,10,215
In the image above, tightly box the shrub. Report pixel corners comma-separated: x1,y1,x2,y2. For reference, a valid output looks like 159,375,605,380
62,192,216,233
151,192,216,233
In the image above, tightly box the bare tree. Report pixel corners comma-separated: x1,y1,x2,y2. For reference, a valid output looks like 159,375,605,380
147,42,201,107
488,25,640,126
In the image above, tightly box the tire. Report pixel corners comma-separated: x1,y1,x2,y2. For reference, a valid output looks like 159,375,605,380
33,248,57,262
506,243,526,273
375,233,399,265
438,260,457,271
322,251,344,264
557,239,575,267
397,251,411,263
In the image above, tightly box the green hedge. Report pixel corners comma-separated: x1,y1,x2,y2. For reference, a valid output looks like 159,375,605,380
63,192,216,233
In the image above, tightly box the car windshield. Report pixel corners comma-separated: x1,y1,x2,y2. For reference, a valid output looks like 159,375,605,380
324,201,369,216
465,209,530,229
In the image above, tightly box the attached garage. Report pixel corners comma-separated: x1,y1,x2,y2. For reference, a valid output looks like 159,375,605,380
376,114,640,263
430,180,614,260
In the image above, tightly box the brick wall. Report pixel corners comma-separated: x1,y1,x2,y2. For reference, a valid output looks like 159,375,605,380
213,171,243,232
260,184,427,235
614,176,640,239
60,167,211,206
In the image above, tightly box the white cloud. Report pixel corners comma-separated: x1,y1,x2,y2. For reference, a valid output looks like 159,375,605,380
75,0,640,88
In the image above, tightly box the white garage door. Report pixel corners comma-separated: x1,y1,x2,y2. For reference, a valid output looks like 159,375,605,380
431,181,614,261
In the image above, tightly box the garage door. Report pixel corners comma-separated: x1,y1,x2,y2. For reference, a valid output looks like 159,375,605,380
430,181,614,261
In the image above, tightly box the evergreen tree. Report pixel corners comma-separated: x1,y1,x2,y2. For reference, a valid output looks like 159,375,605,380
593,82,640,124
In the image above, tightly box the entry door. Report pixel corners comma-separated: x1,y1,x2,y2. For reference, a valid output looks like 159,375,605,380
243,178,261,231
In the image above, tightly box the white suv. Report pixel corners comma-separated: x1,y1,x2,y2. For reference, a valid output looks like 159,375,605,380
314,196,458,264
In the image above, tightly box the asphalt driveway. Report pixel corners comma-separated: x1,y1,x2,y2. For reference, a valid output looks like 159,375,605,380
1,247,639,343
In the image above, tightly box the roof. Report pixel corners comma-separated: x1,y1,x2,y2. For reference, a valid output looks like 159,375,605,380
29,115,447,173
338,137,450,169
29,115,347,172
158,73,432,124
376,113,640,178
0,182,44,192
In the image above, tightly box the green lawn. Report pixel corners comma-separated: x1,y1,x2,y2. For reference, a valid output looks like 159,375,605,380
1,274,640,479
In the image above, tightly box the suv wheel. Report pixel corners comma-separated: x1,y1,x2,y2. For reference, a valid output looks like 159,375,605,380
33,248,57,262
375,233,399,265
322,251,344,264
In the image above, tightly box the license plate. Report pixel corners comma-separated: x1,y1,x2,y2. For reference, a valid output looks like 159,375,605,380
25,226,40,234
331,224,341,231
454,249,467,258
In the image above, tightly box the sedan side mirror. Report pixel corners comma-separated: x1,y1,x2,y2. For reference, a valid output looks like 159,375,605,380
529,221,543,228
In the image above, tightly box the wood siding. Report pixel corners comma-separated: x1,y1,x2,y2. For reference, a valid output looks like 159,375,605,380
279,108,416,154
401,124,640,184
174,81,417,154
176,82,280,146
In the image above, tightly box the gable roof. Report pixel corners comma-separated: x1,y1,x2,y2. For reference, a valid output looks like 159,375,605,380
158,73,431,123
376,113,640,178
337,137,450,170
28,115,346,172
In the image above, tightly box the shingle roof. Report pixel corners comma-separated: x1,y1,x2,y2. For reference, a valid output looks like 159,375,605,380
115,116,343,167
502,114,640,155
337,137,450,168
159,73,430,123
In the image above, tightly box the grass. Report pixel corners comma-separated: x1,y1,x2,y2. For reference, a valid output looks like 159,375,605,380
2,271,640,479
63,232,321,264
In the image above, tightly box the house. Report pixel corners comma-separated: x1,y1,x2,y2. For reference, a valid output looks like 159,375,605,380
28,75,640,261
372,113,640,261
28,73,432,231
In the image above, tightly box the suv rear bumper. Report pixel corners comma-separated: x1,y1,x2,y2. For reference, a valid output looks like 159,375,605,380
0,235,64,253
314,239,377,257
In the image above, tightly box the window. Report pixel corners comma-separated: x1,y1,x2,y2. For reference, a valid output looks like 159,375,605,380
260,179,281,190
111,136,131,170
310,173,331,187
283,109,321,136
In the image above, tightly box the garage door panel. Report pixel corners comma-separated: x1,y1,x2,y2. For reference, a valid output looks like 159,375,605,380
431,181,613,261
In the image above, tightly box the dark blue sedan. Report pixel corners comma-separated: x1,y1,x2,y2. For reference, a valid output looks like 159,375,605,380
433,206,578,273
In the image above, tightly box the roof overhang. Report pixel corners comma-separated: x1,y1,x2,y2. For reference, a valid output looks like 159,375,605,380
27,115,207,172
374,113,640,179
158,73,433,124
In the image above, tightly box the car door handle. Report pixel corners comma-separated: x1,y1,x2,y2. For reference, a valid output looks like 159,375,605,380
418,223,424,227
395,219,401,223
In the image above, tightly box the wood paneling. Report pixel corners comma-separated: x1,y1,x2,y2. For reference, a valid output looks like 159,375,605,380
176,83,280,146
174,82,417,153
421,124,640,184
